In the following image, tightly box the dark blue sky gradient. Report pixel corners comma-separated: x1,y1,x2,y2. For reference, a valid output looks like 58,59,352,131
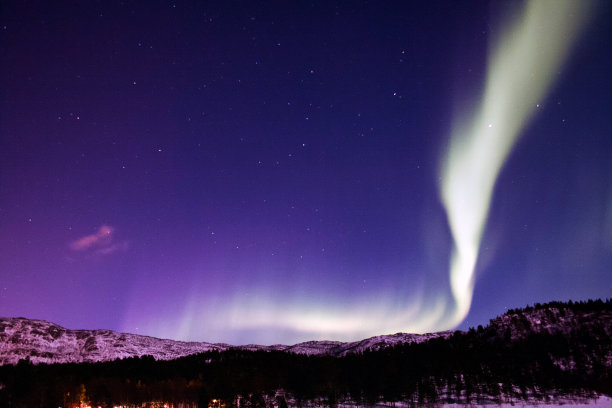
1,1,610,344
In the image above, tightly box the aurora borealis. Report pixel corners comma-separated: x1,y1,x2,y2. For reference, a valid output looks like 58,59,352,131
440,0,592,329
1,1,611,345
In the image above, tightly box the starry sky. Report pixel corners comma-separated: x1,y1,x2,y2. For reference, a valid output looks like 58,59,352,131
1,1,611,345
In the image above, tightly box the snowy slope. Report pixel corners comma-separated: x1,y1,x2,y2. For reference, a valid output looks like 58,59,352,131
487,306,612,341
0,317,229,365
6,303,607,366
284,331,453,356
0,317,451,365
239,331,453,357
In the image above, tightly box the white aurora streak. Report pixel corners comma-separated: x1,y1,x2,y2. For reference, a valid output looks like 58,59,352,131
124,0,594,344
440,0,591,326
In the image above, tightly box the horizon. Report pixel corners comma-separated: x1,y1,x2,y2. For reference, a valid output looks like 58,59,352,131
3,296,606,346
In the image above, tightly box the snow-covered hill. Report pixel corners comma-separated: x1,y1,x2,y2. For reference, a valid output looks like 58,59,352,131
238,330,453,357
487,305,612,341
5,301,608,366
0,317,230,365
0,317,452,365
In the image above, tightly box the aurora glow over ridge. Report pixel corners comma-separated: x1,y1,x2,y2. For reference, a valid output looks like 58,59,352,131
440,0,592,328
1,1,610,345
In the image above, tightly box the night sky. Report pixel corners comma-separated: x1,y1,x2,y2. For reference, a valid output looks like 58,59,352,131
1,1,610,345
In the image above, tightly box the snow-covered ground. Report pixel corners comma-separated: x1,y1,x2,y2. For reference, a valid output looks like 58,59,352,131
324,396,612,407
440,395,612,407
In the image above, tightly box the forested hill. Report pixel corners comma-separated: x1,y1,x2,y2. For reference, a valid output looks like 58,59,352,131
486,299,612,341
0,299,610,407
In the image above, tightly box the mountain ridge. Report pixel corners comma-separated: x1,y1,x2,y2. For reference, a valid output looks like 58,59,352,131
2,299,609,366
0,316,452,365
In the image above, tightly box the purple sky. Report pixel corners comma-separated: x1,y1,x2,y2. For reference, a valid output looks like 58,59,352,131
1,1,611,345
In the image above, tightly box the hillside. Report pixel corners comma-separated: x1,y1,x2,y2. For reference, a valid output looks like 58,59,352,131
0,317,450,365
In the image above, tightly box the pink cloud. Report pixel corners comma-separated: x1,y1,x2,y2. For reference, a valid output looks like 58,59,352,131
70,225,127,255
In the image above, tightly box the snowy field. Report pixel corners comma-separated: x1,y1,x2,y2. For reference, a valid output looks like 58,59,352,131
440,395,612,407
438,395,612,407
325,396,612,408
440,397,612,408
